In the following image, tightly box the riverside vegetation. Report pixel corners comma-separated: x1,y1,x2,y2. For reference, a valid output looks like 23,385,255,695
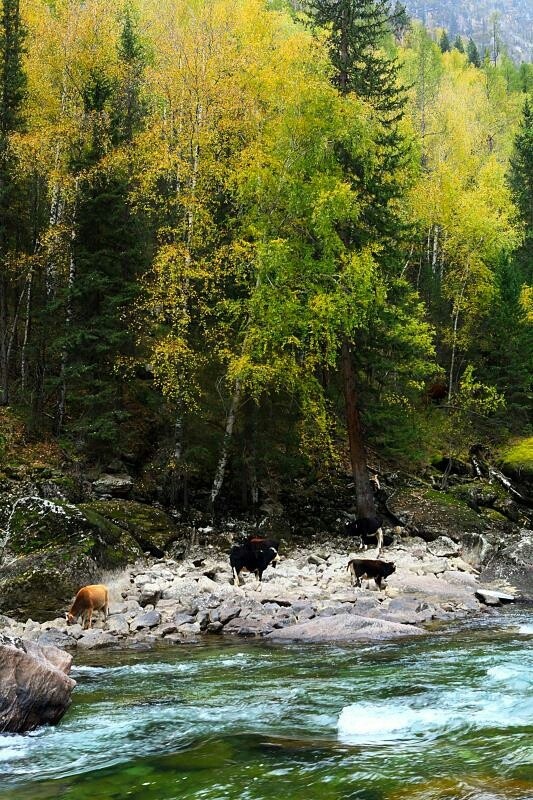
0,0,532,638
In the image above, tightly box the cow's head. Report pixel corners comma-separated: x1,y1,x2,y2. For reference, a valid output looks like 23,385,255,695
383,562,396,577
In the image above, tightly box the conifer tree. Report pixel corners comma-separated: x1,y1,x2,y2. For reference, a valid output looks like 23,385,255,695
0,0,26,405
391,1,409,43
467,37,481,67
454,35,464,53
306,0,412,515
58,15,148,455
439,30,451,53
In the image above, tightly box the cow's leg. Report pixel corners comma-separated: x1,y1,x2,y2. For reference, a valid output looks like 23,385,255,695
375,577,383,590
256,571,262,591
349,566,355,586
233,567,241,587
376,528,383,557
86,608,93,630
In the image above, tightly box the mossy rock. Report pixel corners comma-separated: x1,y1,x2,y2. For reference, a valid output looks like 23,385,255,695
0,546,99,621
449,479,508,510
388,485,491,541
0,498,143,621
499,437,533,487
79,500,178,555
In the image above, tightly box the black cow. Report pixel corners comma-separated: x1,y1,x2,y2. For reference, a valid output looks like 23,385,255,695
230,537,280,588
344,515,384,556
347,558,396,590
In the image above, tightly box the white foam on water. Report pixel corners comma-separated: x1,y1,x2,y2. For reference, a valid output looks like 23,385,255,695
515,623,533,635
337,702,450,744
72,661,196,678
0,740,27,762
485,664,532,691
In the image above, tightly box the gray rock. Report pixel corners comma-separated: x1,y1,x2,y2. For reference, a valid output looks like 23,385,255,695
0,637,76,733
130,611,161,631
224,618,272,636
105,614,130,636
173,612,195,627
427,536,461,558
218,603,241,625
206,621,223,634
475,588,516,606
93,473,133,497
138,583,163,607
77,629,117,649
266,613,424,643
36,630,77,650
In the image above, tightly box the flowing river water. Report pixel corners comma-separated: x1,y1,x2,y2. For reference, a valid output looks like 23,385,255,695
1,609,532,800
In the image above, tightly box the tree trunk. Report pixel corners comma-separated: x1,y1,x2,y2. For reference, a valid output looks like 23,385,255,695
0,274,8,405
341,338,375,517
209,380,241,512
56,184,78,435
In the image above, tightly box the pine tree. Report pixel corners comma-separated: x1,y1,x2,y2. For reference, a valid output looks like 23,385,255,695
454,35,464,53
0,0,26,405
57,18,149,456
467,37,481,67
306,0,412,515
509,99,533,242
439,30,451,53
391,1,409,43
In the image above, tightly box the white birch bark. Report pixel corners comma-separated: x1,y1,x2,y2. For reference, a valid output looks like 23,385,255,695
56,179,78,434
209,380,241,510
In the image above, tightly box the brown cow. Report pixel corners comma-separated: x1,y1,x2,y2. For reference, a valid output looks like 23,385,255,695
66,584,109,629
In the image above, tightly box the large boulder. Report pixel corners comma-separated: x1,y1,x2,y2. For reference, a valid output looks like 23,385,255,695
0,635,76,733
78,500,179,556
266,613,424,643
0,497,142,621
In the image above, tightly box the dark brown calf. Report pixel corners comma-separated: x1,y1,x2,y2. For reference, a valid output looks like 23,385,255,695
347,558,395,590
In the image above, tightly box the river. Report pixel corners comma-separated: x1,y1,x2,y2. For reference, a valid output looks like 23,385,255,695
1,609,532,799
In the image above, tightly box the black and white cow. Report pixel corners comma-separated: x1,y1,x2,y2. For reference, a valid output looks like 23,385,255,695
344,515,384,556
229,537,280,588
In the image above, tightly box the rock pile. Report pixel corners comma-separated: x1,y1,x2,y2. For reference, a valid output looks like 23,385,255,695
0,537,519,649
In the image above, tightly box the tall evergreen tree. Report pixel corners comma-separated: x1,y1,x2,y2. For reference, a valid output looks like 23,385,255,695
467,37,481,67
391,1,409,44
306,0,412,515
439,30,451,53
454,35,464,53
57,15,149,455
0,0,26,405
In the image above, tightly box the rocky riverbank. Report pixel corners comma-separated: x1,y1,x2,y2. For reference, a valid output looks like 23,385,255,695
0,534,523,649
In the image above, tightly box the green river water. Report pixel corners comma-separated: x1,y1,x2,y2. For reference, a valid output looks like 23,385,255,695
1,610,532,800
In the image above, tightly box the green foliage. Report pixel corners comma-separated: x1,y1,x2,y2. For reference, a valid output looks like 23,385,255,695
467,37,481,67
439,30,450,53
0,0,529,500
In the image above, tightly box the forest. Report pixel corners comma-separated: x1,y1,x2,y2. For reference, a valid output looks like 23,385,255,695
0,0,531,515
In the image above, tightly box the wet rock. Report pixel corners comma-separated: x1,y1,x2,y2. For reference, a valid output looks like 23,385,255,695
0,636,76,733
